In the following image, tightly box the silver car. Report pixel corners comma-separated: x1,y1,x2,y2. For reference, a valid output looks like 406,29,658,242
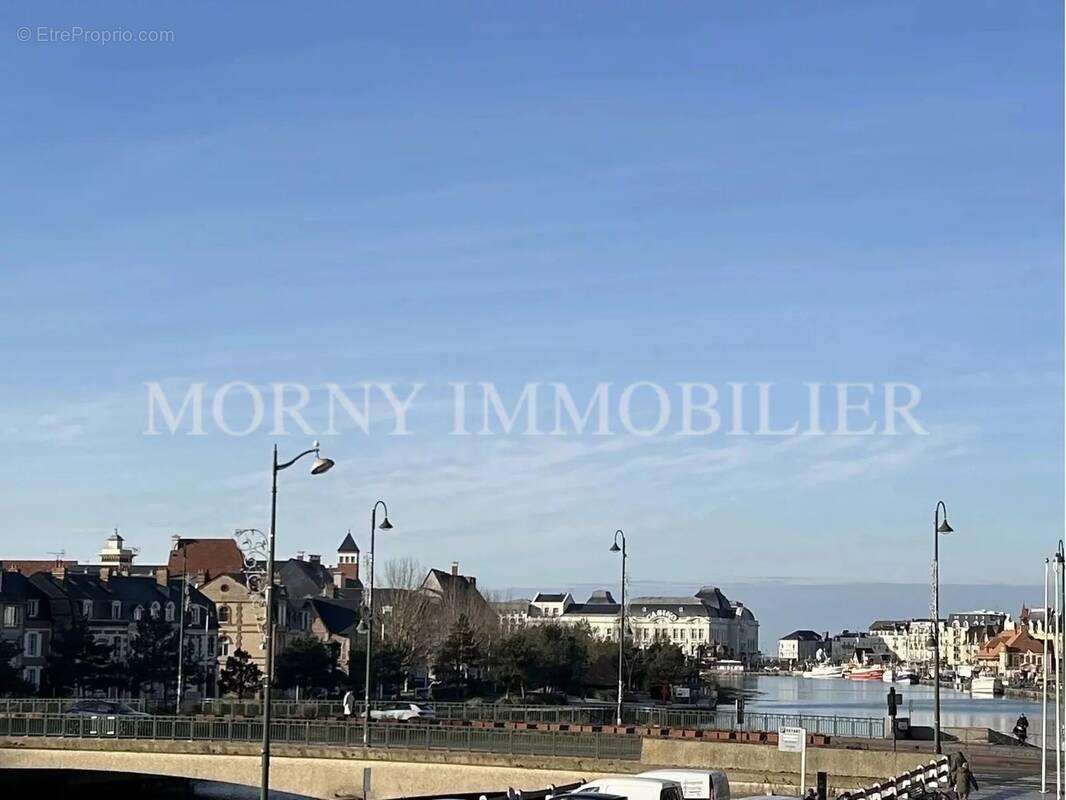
369,702,436,722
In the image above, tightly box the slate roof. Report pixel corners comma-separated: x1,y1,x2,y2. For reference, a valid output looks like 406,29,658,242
781,629,823,642
0,559,78,576
337,533,360,553
533,592,567,603
567,602,621,616
306,597,359,636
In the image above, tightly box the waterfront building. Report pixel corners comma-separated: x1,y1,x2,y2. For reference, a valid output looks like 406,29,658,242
495,585,760,665
778,630,824,666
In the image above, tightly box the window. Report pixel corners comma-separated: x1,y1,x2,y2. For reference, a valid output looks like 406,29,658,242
2,606,20,628
24,632,40,657
26,600,39,619
150,602,161,619
190,606,201,625
219,636,231,657
218,605,230,623
81,600,93,618
164,602,175,622
133,605,144,621
208,636,216,656
112,601,122,620
22,666,41,688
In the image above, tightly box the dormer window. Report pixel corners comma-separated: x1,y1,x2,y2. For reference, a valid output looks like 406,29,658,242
26,600,39,618
81,600,92,618
150,602,161,619
164,602,175,622
111,601,122,620
134,606,144,621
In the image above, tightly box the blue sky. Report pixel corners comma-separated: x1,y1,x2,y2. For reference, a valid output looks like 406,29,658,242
1,3,1062,622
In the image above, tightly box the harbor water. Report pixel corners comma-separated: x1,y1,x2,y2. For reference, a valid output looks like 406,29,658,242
718,673,1046,744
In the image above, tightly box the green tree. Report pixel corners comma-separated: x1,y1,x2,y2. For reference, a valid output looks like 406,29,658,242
127,616,179,697
275,636,335,694
43,618,113,696
433,614,483,691
532,624,589,694
218,649,263,698
489,628,536,698
634,642,697,699
0,639,32,696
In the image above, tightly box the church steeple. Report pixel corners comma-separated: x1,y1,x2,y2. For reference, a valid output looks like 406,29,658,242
336,530,360,582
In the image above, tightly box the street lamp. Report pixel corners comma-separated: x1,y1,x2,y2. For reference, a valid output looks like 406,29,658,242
932,500,952,755
609,529,627,727
362,500,393,747
260,442,333,800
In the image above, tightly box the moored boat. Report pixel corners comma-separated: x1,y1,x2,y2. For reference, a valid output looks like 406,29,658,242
804,664,845,679
971,675,1004,695
848,666,885,681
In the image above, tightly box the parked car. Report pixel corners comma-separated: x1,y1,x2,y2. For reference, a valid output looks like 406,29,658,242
557,794,626,800
368,702,435,722
66,700,150,717
639,769,731,800
575,776,684,800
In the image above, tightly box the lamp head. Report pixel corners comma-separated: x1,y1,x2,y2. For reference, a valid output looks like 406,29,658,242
310,442,334,475
378,516,393,531
937,519,953,534
356,618,369,635
609,542,621,553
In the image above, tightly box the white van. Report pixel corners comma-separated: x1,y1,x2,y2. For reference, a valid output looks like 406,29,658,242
639,769,731,800
574,776,684,800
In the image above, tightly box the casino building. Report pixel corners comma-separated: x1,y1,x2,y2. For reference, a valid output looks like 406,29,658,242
495,585,760,665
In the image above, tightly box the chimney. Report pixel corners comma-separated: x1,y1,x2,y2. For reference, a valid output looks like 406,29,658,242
309,554,321,565
170,533,181,552
99,567,111,581
51,563,67,580
469,576,476,588
451,561,459,577
296,551,305,561
155,567,170,587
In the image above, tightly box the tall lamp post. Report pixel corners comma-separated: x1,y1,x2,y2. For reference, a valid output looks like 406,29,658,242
175,540,189,714
260,442,334,800
609,529,627,727
931,500,953,755
362,500,393,747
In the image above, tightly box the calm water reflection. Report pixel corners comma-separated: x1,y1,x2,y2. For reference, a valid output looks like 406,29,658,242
718,674,1045,742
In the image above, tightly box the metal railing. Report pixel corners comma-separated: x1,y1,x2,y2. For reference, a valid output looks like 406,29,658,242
0,698,149,715
198,699,882,738
848,757,949,800
0,714,642,761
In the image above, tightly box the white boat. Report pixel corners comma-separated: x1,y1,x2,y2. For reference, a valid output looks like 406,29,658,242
971,675,1004,695
804,664,844,679
883,668,919,684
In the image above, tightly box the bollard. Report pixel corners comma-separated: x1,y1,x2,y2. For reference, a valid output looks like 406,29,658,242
816,771,827,800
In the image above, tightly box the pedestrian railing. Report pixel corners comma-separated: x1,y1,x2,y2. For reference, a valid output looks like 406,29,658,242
198,699,882,738
0,698,150,715
0,714,642,761
847,756,948,799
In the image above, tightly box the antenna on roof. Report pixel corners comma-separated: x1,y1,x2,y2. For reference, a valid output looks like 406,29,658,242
48,550,66,564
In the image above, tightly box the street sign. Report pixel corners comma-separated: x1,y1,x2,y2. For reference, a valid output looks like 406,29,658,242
779,726,805,753
779,726,808,794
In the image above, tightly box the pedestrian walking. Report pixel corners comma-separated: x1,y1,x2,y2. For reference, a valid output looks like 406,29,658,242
954,761,979,800
343,688,355,718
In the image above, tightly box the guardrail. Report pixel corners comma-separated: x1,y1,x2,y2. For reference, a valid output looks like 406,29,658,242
0,714,642,761
0,699,150,715
849,756,949,800
199,699,882,738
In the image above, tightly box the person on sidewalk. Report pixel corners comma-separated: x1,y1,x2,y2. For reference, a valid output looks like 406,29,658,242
954,760,979,800
342,688,355,719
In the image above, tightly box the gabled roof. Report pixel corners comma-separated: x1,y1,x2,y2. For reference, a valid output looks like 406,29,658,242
781,629,822,642
337,533,360,553
306,597,359,636
0,559,77,576
168,539,245,580
533,592,567,603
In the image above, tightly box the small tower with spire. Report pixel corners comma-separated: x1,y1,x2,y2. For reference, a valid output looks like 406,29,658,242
336,530,360,582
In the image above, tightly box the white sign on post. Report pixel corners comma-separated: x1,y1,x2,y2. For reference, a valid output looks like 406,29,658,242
779,726,807,795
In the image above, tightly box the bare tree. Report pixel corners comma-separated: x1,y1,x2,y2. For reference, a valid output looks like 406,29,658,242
378,558,435,687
